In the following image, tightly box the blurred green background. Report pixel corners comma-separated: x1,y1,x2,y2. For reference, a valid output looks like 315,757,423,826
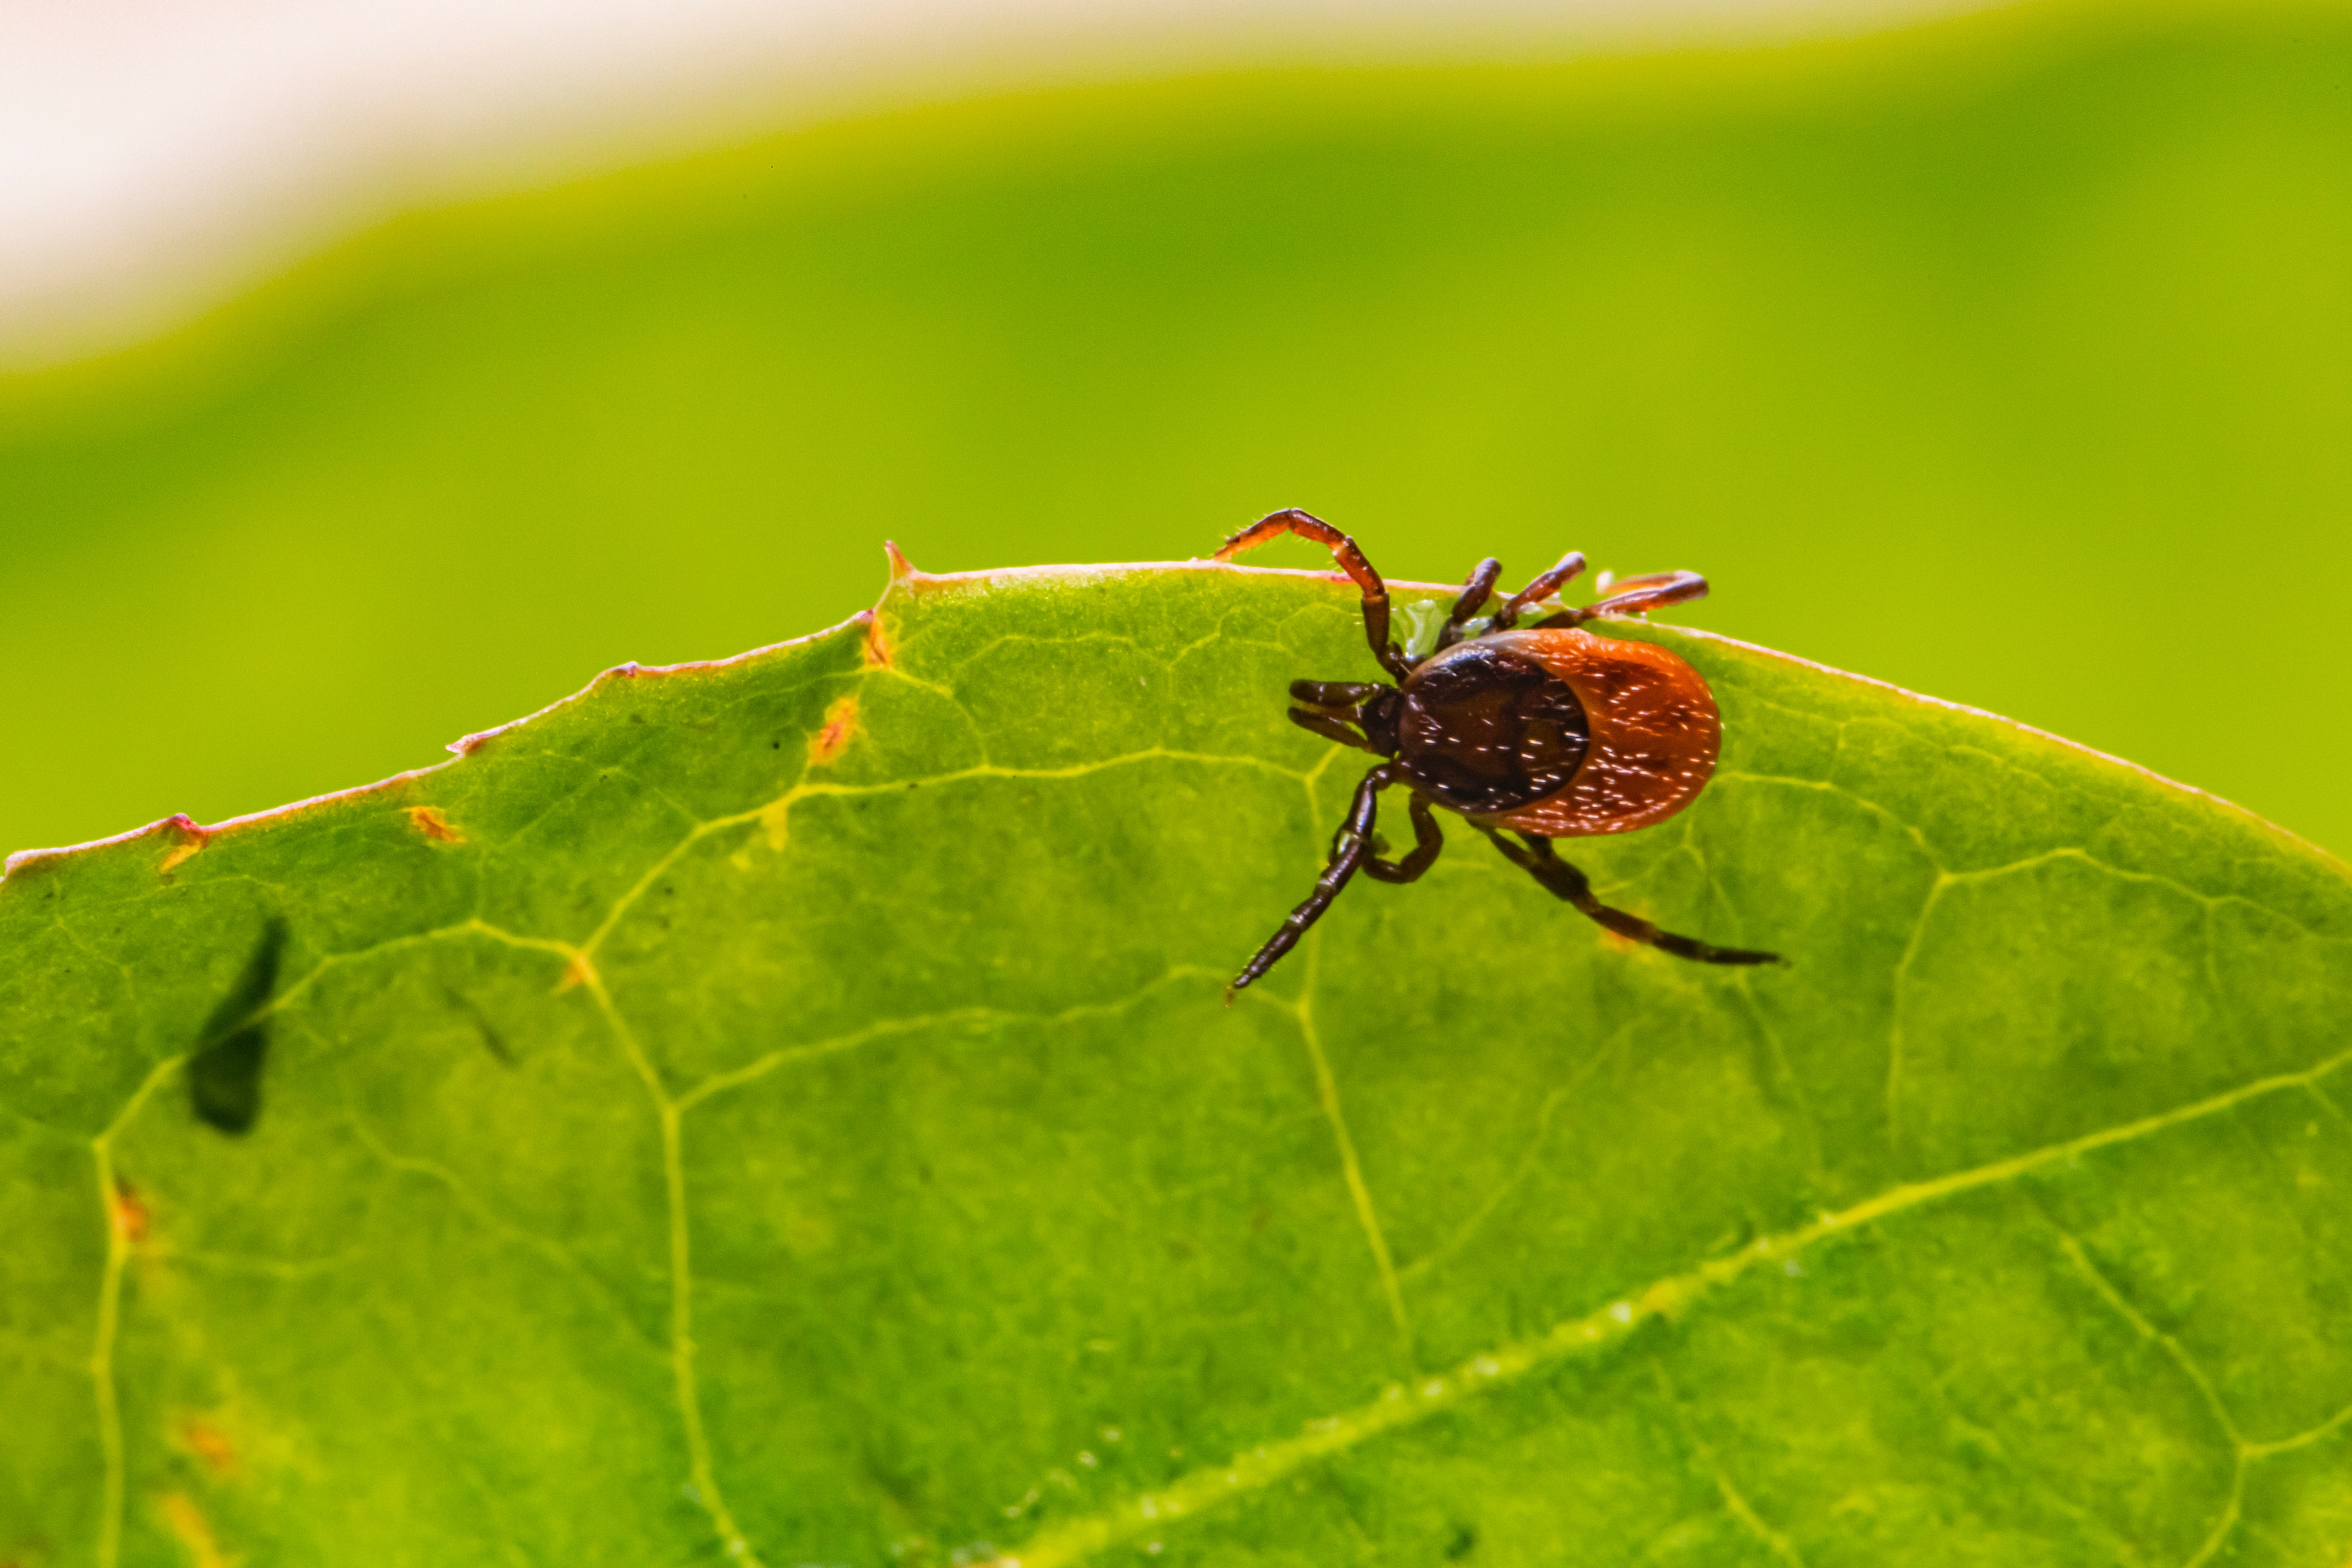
4,0,2348,861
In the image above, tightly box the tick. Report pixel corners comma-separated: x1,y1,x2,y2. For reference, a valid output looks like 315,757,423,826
1216,509,1780,996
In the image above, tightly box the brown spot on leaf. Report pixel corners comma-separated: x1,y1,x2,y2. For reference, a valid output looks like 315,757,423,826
405,807,465,845
159,1492,227,1568
861,613,894,670
111,1179,149,1245
179,1419,237,1477
808,696,859,766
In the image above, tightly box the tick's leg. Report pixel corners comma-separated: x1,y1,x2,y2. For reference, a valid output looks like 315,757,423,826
1229,763,1399,999
1437,558,1502,650
1291,680,1386,707
1481,828,1780,965
1215,509,1411,679
1361,794,1445,884
1542,569,1709,626
1288,706,1371,751
1490,551,1589,630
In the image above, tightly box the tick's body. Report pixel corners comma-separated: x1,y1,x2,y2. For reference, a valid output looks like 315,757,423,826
1391,628,1718,834
1218,509,1778,995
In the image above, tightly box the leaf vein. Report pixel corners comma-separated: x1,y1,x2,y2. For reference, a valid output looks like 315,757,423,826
87,1049,187,1568
674,968,1226,1114
576,968,770,1568
1287,935,1412,1355
343,1117,664,1358
2043,1225,2245,1567
1651,1357,1808,1568
993,1041,2352,1568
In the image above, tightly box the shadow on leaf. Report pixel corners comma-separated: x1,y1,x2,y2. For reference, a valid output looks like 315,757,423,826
188,917,287,1135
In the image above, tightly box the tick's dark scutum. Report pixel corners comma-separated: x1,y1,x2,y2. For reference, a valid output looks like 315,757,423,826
1395,642,1591,813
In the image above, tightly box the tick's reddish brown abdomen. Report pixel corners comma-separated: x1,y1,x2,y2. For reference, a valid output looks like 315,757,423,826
1397,627,1719,837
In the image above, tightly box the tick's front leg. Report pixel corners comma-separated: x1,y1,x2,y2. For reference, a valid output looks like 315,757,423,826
1228,763,1402,999
1215,509,1411,680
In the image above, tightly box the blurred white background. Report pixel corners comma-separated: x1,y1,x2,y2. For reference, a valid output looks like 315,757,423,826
1,0,1968,367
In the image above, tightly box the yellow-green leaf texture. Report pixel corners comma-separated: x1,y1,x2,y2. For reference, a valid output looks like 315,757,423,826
4,561,2350,1567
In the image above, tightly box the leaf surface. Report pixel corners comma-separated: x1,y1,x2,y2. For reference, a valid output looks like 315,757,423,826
4,560,2350,1567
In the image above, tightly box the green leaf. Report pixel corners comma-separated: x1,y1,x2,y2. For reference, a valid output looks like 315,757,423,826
4,559,2349,1567
12,8,2352,864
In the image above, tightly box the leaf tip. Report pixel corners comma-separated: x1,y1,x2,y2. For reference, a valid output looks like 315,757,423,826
156,815,211,877
884,539,918,580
